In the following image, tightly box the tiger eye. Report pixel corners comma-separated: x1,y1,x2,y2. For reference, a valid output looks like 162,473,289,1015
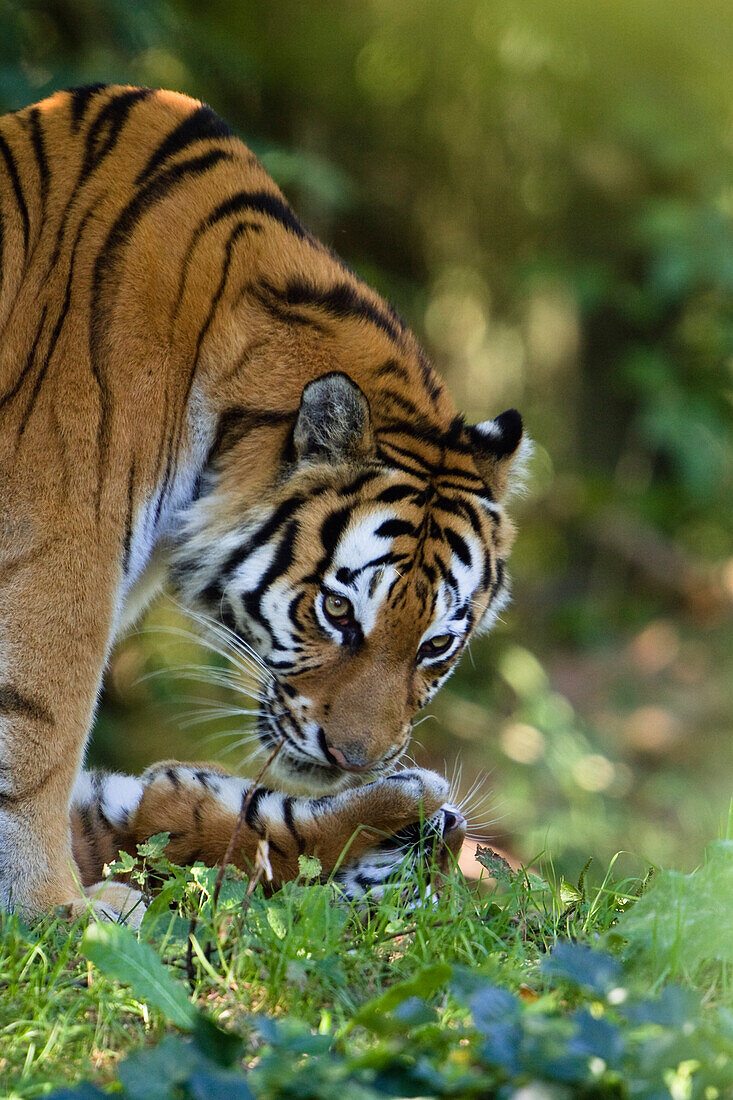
323,593,353,624
421,634,453,658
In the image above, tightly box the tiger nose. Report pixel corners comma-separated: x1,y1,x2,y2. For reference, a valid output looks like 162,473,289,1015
319,733,373,772
326,746,372,772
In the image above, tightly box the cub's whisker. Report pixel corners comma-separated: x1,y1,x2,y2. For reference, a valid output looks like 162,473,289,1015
139,669,266,704
447,756,464,805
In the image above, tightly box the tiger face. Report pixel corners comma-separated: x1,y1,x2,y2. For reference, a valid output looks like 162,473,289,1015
174,373,526,794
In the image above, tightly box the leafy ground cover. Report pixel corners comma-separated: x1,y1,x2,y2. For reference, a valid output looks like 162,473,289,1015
2,823,732,1099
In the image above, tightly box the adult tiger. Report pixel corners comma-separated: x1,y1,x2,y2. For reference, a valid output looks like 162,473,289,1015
0,85,527,919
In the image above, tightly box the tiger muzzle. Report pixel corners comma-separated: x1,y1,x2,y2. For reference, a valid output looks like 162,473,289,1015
317,730,376,773
321,741,372,773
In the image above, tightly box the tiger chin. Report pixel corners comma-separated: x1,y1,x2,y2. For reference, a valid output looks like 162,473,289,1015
0,85,528,922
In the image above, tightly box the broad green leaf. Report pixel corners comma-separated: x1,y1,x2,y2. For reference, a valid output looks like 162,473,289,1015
81,922,198,1030
118,1036,202,1100
559,879,583,907
470,985,519,1031
137,832,171,859
187,1071,255,1100
266,905,289,940
297,853,322,881
614,840,733,973
542,942,621,995
475,845,515,888
140,878,186,933
352,962,451,1032
193,1014,245,1068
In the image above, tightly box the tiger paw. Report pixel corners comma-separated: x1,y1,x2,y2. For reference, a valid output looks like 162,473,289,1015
336,767,451,838
63,881,147,930
335,802,466,900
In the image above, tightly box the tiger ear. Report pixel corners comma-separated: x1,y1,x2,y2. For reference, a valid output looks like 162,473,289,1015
467,409,530,500
293,372,375,465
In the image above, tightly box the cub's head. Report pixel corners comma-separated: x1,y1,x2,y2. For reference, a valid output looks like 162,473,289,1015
175,372,528,793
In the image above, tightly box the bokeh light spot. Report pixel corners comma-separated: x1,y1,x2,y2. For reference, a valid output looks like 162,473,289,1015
573,753,616,792
501,722,545,764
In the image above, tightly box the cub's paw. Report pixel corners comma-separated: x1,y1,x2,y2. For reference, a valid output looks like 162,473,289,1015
335,802,466,901
64,882,146,930
341,768,450,837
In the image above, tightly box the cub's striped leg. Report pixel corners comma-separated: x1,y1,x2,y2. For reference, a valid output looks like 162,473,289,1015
70,770,146,926
71,762,465,900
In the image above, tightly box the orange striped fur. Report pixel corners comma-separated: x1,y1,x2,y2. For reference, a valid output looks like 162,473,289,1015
0,86,525,918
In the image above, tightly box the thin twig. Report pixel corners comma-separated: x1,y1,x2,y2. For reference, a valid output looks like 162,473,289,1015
375,917,458,943
211,737,285,910
238,839,271,923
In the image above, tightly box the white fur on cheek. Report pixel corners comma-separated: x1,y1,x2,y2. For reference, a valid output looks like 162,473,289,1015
259,577,299,655
230,541,276,593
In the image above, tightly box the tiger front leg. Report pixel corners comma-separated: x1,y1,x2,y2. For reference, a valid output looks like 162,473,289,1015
0,525,119,918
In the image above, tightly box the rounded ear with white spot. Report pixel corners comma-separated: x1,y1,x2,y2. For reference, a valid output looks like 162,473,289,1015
293,372,375,465
467,409,531,500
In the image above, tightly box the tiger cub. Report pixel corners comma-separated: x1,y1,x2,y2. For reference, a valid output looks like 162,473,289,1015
0,85,526,920
69,762,466,925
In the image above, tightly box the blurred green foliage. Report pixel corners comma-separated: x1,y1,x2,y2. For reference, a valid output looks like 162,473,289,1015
1,0,731,875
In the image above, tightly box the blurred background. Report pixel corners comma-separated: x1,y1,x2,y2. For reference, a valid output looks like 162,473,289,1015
2,0,731,878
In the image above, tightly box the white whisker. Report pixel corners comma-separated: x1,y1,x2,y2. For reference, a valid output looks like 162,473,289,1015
199,727,259,747
215,735,262,756
173,600,273,677
448,756,464,804
177,710,261,730
135,623,266,684
400,753,421,770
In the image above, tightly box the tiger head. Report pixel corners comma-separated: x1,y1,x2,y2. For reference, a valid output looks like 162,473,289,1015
174,372,528,794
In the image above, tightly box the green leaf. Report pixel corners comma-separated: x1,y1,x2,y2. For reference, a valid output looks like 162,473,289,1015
107,849,137,876
559,879,583,907
81,922,198,1030
352,963,452,1033
474,845,515,888
118,1035,202,1100
193,1014,244,1068
542,942,621,995
137,831,171,859
614,840,733,973
187,1070,255,1100
266,906,289,940
297,853,322,881
140,874,188,934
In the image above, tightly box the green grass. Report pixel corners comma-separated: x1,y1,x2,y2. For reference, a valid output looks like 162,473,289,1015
1,829,732,1099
